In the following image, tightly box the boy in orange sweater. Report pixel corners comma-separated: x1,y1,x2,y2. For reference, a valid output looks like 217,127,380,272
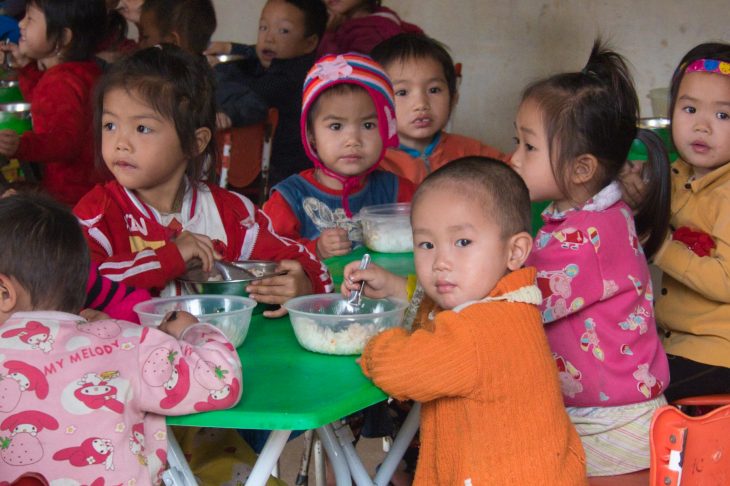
352,157,587,485
371,34,507,185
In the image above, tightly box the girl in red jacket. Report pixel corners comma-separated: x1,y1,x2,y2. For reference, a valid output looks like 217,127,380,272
74,44,332,317
0,0,107,206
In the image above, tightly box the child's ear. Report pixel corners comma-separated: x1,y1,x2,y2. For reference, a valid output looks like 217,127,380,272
303,34,319,54
59,27,73,51
506,231,533,271
307,129,316,151
0,274,19,314
450,90,460,111
194,127,212,155
572,153,598,185
166,31,183,49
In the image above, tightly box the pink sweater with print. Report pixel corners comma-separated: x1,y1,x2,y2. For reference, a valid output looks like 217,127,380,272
525,182,669,407
0,312,242,485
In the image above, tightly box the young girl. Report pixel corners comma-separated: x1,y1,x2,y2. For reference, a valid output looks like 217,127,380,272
73,45,332,318
262,53,415,259
317,0,423,57
626,43,730,401
511,41,671,476
359,157,587,485
0,0,107,206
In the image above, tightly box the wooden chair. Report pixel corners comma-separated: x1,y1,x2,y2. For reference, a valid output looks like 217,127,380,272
588,395,730,486
218,108,278,205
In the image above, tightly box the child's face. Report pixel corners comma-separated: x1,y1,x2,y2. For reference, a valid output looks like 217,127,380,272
308,89,383,184
672,72,730,178
511,98,565,207
325,0,368,17
256,0,318,69
18,4,54,61
386,56,452,152
412,184,516,310
117,0,144,24
101,87,189,210
138,10,170,50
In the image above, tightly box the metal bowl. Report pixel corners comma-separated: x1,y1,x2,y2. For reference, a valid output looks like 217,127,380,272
133,295,257,347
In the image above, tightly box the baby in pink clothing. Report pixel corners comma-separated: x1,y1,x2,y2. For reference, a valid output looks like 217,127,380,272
0,194,242,485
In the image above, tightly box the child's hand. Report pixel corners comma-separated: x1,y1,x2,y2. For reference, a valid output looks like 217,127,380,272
0,130,20,157
341,261,408,300
158,310,199,339
216,112,233,130
203,41,233,66
80,309,110,322
619,160,648,210
174,231,220,272
0,41,30,70
246,260,313,318
317,227,351,259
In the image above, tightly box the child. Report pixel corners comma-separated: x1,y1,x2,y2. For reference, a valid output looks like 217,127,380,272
96,1,138,65
317,0,422,56
371,33,507,185
262,52,416,259
212,0,328,187
357,157,587,485
0,192,242,484
73,45,332,317
137,0,216,54
0,0,107,206
623,43,730,401
511,41,671,476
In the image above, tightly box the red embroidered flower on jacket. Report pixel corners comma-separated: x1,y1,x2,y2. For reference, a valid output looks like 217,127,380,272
672,226,716,257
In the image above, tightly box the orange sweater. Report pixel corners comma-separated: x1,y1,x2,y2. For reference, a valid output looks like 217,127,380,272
361,268,587,485
380,131,508,185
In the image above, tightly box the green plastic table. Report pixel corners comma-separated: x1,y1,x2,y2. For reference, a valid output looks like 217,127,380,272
164,250,418,486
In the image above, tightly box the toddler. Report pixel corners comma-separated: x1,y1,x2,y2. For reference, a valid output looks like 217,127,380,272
211,0,328,187
511,41,671,475
263,52,415,259
0,192,242,484
317,0,422,56
371,33,506,184
137,0,216,54
0,0,107,206
73,45,332,317
358,157,587,485
623,43,730,401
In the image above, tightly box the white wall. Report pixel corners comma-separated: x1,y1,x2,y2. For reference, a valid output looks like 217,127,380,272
211,0,730,153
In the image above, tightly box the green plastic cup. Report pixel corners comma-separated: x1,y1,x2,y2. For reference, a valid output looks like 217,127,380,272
0,102,31,134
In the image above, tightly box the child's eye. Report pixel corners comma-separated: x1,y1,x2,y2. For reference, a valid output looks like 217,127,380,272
513,136,520,146
682,106,696,114
258,24,267,32
455,239,471,247
363,121,376,130
526,143,536,152
417,241,434,250
717,112,729,120
136,125,152,134
278,28,289,34
428,87,442,94
328,123,342,130
102,122,115,131
394,89,407,97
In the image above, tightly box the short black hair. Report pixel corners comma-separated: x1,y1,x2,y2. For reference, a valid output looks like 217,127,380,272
371,33,457,98
413,157,532,238
281,0,328,41
0,193,89,313
141,0,217,54
29,0,107,61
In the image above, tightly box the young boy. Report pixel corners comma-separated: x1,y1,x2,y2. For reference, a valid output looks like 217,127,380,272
371,33,507,185
137,0,217,54
351,157,587,485
0,193,242,484
212,0,328,187
262,53,415,259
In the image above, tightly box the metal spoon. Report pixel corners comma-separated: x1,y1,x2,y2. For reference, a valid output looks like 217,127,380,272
330,253,371,315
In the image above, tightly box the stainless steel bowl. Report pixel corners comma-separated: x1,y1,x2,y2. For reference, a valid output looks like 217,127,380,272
178,260,284,301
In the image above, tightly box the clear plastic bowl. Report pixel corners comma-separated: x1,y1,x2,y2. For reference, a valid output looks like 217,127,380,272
360,202,413,253
283,293,408,355
133,295,256,348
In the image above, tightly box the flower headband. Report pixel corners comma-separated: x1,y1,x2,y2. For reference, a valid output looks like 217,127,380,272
685,58,730,76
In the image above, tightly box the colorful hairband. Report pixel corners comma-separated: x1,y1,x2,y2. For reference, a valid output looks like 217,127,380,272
685,58,730,76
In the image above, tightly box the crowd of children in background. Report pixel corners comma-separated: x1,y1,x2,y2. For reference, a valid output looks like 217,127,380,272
1,0,729,484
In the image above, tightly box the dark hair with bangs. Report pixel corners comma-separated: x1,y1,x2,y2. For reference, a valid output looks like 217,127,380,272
141,0,217,54
94,44,218,183
668,42,730,125
28,0,107,61
520,40,670,258
0,193,89,313
305,83,369,132
414,156,532,238
282,0,328,41
371,33,457,98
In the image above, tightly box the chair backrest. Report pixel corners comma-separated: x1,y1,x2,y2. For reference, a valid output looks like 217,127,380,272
650,403,730,486
218,108,279,204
